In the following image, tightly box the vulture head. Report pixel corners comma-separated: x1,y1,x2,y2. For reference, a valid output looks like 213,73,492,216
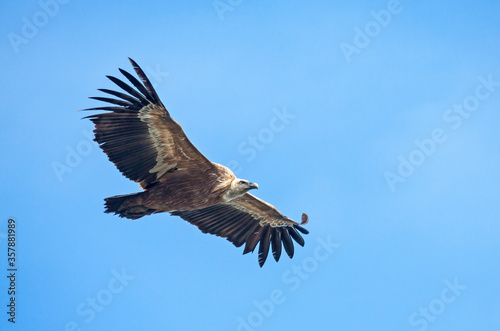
224,179,259,201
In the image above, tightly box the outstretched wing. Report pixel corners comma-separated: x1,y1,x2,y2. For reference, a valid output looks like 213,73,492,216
84,58,216,189
171,193,309,267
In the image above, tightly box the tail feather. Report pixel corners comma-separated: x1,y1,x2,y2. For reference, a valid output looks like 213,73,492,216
104,193,156,219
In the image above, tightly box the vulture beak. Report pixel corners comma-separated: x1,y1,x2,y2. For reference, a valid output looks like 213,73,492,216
249,182,259,190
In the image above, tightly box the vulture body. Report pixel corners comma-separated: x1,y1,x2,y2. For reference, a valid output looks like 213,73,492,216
84,58,309,266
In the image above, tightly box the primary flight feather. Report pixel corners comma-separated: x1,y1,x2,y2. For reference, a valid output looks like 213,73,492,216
84,58,309,267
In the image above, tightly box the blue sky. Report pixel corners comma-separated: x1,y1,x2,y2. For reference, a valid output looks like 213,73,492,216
1,0,500,330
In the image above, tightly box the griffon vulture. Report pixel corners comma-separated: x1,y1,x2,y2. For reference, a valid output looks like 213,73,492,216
84,58,309,266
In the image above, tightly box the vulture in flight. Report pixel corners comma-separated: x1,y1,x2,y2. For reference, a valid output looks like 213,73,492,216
84,58,309,266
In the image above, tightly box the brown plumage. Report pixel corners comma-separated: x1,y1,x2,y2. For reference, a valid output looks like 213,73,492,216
84,58,309,267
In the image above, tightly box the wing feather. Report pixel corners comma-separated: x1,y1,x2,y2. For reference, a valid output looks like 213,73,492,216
118,68,155,103
128,57,162,104
281,229,294,258
295,225,309,234
241,227,260,253
105,75,148,103
89,97,133,107
258,227,272,267
288,227,305,247
271,228,282,262
97,88,142,107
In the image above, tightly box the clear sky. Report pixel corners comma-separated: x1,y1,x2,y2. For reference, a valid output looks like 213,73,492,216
1,0,500,330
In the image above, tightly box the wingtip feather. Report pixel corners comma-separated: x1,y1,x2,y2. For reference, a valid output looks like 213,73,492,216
301,213,309,225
